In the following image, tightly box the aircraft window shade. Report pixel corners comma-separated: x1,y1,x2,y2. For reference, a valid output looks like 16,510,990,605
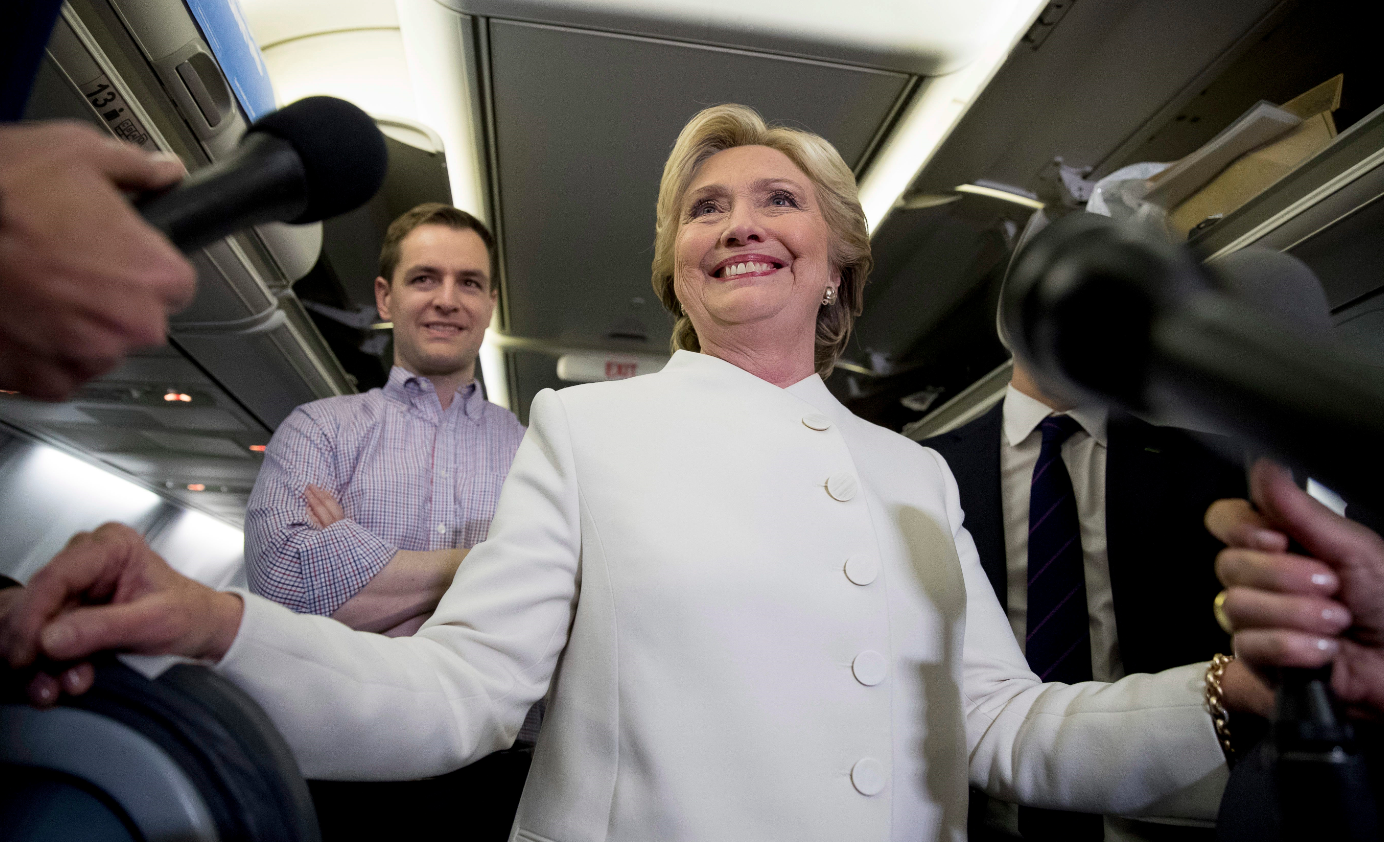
1,658,319,842
156,43,237,139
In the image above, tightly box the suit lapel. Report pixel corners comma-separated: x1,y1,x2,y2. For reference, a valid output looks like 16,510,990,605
1106,415,1153,671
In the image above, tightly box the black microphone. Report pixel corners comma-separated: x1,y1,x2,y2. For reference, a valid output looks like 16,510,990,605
1002,212,1384,507
136,95,388,252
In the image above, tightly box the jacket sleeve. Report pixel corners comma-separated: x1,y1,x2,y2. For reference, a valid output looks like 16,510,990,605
925,448,1229,819
217,389,582,779
243,407,396,615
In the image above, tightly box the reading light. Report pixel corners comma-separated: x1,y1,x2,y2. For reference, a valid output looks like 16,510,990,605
898,194,963,212
186,483,206,492
164,391,193,403
954,183,1045,209
249,444,267,453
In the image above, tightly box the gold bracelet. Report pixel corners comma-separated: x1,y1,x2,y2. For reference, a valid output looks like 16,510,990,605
1204,653,1235,759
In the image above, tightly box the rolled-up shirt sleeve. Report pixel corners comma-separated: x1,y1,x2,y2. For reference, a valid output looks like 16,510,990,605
245,407,397,615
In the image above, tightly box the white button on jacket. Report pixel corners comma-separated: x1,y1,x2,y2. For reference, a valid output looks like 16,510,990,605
802,412,832,431
852,757,887,796
853,651,888,686
844,555,879,586
825,471,858,502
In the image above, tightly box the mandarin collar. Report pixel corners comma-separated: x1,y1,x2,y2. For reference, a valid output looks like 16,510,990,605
783,367,842,417
1002,383,1107,448
662,350,845,415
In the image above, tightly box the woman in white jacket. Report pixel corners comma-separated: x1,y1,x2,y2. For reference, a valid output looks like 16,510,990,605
4,105,1234,841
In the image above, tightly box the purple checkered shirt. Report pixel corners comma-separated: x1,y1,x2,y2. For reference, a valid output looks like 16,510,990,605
245,366,525,616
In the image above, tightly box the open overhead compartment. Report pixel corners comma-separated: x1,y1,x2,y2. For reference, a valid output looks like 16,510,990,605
1,0,357,525
855,0,1384,433
1191,102,1384,367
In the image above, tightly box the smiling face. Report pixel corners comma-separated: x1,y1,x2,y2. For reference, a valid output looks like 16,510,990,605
374,224,496,382
673,145,839,367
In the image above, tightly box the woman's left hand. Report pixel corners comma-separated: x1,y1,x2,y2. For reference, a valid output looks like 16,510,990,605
1206,460,1384,719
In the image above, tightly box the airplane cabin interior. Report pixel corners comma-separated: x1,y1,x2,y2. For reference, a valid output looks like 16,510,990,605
2,0,1383,838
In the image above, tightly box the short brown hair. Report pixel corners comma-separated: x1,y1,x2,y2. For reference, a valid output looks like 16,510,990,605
652,105,872,376
378,203,497,286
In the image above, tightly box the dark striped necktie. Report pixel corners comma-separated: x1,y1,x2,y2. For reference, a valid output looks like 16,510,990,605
1019,413,1103,841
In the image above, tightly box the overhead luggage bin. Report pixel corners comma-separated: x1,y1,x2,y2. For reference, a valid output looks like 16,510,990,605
34,2,352,420
41,1,352,429
429,0,1021,75
1,0,358,526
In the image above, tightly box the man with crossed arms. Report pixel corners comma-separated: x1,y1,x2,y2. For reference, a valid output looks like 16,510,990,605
245,202,532,841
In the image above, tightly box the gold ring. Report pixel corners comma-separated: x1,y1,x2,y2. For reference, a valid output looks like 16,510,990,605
1213,590,1233,635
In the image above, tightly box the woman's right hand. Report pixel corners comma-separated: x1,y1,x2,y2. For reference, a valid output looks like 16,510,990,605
0,522,242,706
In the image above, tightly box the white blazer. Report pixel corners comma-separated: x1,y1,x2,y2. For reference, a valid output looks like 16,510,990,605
218,351,1227,842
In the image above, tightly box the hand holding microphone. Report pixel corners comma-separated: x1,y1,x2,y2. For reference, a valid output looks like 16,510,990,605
1207,460,1384,718
0,96,387,401
0,120,194,400
1207,459,1384,841
1003,213,1384,836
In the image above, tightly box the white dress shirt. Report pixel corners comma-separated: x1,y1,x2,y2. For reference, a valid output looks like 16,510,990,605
1000,384,1123,682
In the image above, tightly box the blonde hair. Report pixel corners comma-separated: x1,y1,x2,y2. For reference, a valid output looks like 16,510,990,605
651,105,872,376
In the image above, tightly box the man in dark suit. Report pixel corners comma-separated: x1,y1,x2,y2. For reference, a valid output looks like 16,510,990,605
923,356,1246,842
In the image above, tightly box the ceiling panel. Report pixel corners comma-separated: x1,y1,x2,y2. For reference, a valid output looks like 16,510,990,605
99,453,260,484
141,430,258,460
505,348,566,426
487,19,912,411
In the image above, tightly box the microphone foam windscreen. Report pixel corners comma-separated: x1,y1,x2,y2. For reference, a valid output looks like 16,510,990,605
1208,247,1333,337
250,96,388,223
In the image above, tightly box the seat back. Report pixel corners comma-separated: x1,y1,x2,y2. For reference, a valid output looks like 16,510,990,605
2,656,320,842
